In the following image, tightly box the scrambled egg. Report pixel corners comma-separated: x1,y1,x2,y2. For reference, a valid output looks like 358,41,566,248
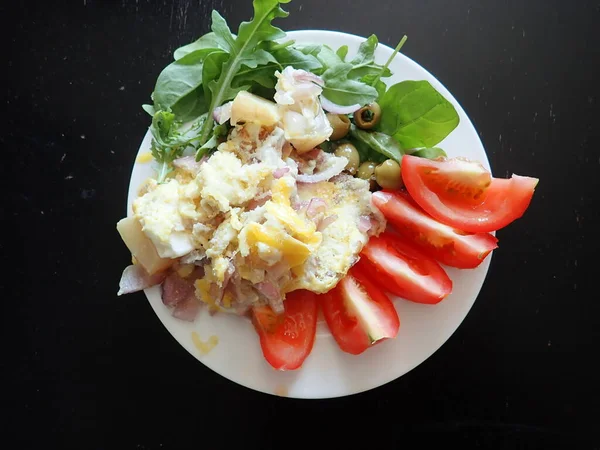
121,67,385,312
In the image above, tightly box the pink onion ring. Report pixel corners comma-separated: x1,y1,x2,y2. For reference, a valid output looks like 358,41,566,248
273,167,290,179
317,214,338,232
306,198,327,218
358,215,373,233
319,95,361,114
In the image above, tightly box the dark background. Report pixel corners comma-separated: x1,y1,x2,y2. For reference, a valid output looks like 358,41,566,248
4,0,599,448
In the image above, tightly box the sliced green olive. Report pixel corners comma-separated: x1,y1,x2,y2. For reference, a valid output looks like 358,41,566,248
357,161,378,189
375,159,403,190
334,143,360,174
353,102,382,129
327,113,351,140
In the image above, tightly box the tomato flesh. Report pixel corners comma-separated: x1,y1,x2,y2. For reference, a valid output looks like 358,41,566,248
320,267,399,355
372,190,498,269
402,155,538,233
359,232,453,304
252,290,318,371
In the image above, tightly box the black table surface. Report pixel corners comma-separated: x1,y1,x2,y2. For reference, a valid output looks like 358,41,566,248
5,0,600,448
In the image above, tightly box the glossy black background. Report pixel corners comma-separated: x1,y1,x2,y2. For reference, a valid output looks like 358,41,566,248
4,0,600,448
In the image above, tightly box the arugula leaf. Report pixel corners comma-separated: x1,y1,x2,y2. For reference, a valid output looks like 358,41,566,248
361,73,387,98
197,0,291,147
347,34,391,80
314,44,343,73
209,11,236,51
410,147,447,159
149,111,205,182
232,44,321,89
321,63,379,106
378,80,460,149
296,43,322,57
367,35,407,89
173,31,231,60
336,45,348,61
350,125,404,162
196,123,229,160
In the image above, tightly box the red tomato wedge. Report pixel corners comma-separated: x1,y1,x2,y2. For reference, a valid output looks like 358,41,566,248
359,232,453,304
372,190,498,269
251,290,318,371
320,267,399,355
401,155,539,233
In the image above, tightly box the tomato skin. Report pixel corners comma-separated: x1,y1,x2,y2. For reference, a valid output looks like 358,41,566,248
251,290,318,371
320,267,399,355
372,190,498,269
359,232,453,304
401,155,539,233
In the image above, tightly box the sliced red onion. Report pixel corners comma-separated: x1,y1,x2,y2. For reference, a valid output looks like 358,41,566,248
255,281,280,301
302,148,323,160
173,155,204,174
306,197,327,218
291,199,309,211
273,167,290,179
268,261,289,280
117,265,166,296
319,95,361,114
296,157,347,183
358,215,373,233
161,272,196,307
172,296,201,321
246,192,272,210
256,282,285,315
317,214,338,232
213,101,233,124
294,70,324,86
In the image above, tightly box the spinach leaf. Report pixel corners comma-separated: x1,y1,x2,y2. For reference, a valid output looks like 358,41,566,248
153,49,213,112
170,88,207,122
197,1,291,146
142,104,155,116
411,147,447,159
321,63,379,106
345,136,386,164
378,80,460,149
350,125,404,162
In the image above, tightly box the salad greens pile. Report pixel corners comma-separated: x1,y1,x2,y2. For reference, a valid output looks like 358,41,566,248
143,0,459,183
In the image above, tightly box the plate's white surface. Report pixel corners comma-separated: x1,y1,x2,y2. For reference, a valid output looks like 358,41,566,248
126,30,491,399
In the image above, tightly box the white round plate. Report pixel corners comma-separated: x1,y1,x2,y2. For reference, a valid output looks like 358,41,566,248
126,30,492,399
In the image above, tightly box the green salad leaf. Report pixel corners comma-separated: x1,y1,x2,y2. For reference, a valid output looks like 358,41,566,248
149,111,206,183
350,125,404,163
197,0,291,146
321,63,379,106
336,45,349,61
152,49,212,113
378,80,460,149
173,32,231,60
410,147,447,159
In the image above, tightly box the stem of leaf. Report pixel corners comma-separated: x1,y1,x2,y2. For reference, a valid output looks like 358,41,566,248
156,161,170,184
371,35,408,87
